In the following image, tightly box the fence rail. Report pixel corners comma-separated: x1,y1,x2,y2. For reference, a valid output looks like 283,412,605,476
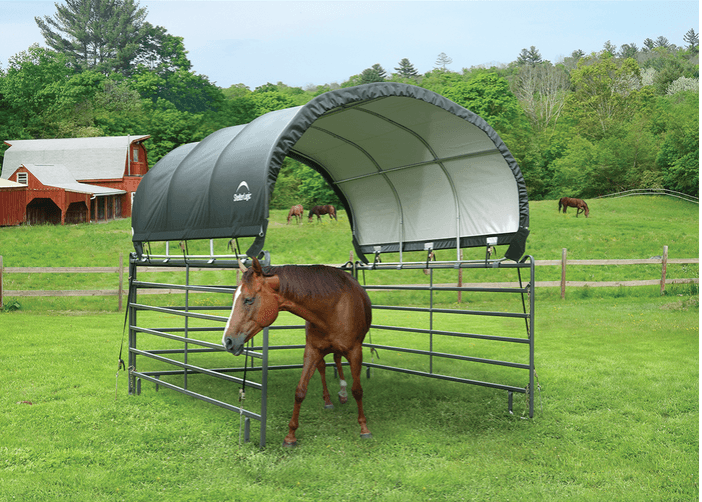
1,248,698,309
596,188,699,204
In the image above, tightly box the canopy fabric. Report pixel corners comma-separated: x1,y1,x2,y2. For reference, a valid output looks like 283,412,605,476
131,83,529,262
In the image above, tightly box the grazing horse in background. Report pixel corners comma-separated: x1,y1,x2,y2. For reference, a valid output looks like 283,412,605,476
222,257,373,446
287,204,303,224
559,197,590,218
308,204,337,222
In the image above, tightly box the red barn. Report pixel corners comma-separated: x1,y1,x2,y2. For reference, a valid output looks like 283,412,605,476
0,135,150,226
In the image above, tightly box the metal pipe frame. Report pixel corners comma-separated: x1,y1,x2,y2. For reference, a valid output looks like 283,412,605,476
126,251,535,449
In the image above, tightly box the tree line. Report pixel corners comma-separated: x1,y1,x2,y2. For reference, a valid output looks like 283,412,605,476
0,0,698,209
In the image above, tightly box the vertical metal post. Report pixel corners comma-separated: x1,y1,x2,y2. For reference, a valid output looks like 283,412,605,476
457,250,463,304
184,263,190,390
118,253,124,312
260,327,269,448
529,258,536,418
128,255,138,394
429,267,434,374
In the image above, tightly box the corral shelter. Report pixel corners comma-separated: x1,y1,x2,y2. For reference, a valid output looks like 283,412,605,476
1,135,150,226
131,83,529,262
126,83,537,442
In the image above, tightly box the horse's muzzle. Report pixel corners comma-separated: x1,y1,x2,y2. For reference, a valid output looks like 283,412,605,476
223,335,245,356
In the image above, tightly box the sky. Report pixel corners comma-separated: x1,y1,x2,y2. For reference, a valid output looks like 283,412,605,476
1,0,699,90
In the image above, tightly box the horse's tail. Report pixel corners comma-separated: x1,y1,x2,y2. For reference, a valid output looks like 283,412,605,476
558,199,563,212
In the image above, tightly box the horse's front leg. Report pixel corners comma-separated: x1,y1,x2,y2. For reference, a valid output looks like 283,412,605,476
284,346,320,447
347,345,371,439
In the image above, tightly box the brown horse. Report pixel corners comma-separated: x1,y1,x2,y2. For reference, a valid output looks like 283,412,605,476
287,204,303,224
308,204,337,222
558,197,590,218
222,257,373,446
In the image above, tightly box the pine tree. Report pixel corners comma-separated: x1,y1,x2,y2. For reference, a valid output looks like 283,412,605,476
683,28,699,53
517,46,542,66
434,52,452,70
394,58,419,78
35,0,148,74
360,64,386,84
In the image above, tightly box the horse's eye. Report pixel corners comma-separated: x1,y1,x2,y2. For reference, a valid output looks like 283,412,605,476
243,297,255,305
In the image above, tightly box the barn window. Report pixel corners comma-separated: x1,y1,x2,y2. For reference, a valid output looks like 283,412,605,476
17,172,28,185
132,147,139,162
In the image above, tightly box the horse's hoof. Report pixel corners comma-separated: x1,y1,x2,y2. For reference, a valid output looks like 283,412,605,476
282,440,298,448
360,433,373,440
324,403,334,409
338,396,347,404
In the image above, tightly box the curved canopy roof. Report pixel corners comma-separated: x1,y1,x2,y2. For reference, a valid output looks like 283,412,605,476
131,83,529,262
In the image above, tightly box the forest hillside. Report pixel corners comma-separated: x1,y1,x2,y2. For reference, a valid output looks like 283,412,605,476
0,1,698,207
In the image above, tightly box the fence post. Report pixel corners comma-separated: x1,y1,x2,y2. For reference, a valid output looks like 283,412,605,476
660,245,668,295
560,248,567,299
118,253,124,311
0,255,3,310
457,249,463,304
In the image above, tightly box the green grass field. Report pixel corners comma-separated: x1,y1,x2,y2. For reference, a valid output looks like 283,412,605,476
0,195,698,500
0,196,698,311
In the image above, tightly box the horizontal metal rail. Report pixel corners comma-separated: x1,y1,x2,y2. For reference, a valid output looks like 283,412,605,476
130,325,264,359
130,348,262,390
368,325,530,344
363,362,527,394
131,371,262,421
364,343,529,369
371,304,530,319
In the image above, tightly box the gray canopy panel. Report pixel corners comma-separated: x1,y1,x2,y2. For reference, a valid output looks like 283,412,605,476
132,83,529,262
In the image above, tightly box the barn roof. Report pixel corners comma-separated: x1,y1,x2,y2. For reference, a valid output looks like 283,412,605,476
2,135,150,182
0,178,25,188
131,83,529,262
21,164,126,196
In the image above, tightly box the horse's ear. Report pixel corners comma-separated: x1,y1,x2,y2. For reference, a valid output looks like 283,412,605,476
251,256,263,276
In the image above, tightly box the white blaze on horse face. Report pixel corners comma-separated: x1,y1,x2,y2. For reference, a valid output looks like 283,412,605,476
222,285,242,347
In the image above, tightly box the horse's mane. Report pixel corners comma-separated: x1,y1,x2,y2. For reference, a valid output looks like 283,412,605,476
245,265,358,304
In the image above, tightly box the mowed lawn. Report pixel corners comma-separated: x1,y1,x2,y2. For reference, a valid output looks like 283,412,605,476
0,195,698,500
0,293,697,501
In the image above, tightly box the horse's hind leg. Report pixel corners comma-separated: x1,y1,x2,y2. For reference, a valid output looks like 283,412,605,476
316,358,334,409
347,345,371,439
334,353,348,404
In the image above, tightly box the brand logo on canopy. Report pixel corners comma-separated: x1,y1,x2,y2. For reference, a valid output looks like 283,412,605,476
233,181,252,202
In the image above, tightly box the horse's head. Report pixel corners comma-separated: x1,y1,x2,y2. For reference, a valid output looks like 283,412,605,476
222,257,280,355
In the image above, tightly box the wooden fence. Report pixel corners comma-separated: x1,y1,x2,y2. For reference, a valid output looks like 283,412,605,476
0,248,698,310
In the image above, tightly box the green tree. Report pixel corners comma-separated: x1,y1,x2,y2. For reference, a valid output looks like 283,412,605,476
566,53,642,138
517,46,542,66
656,92,699,195
394,58,419,78
683,28,699,53
360,64,386,84
249,84,295,116
35,0,148,74
0,45,77,137
442,73,523,132
618,43,639,59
